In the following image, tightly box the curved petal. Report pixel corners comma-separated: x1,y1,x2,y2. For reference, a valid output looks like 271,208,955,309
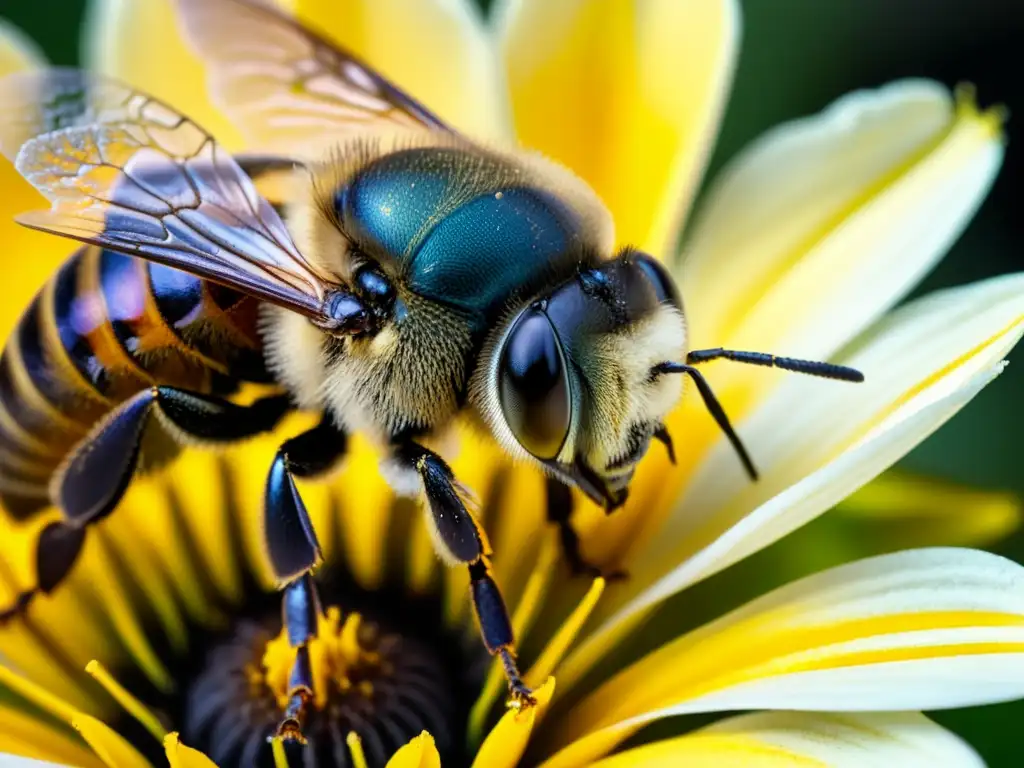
495,0,740,255
289,0,507,138
587,712,983,768
83,0,247,149
680,81,1003,401
0,706,99,768
85,0,505,145
471,678,555,768
563,272,1024,689
545,548,1024,767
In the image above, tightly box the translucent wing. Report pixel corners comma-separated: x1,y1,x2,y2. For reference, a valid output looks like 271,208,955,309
0,68,342,324
174,0,451,159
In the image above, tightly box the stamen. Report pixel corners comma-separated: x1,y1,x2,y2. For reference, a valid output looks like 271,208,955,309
182,591,460,766
85,659,167,744
347,731,370,768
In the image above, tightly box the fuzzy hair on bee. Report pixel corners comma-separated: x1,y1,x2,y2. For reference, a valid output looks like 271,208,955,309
0,0,863,727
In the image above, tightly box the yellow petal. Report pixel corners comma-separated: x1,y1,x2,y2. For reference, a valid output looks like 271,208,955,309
838,470,1021,548
472,678,555,768
680,83,1003,406
386,731,441,768
164,732,218,768
497,0,740,255
0,705,100,767
72,715,150,768
289,0,507,138
0,24,72,347
84,0,247,148
546,548,1024,766
587,711,983,768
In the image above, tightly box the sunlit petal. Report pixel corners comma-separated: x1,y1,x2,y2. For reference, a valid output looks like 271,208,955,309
290,0,507,138
586,711,983,768
71,715,149,768
0,706,99,767
680,82,1002,403
496,0,740,255
547,548,1024,766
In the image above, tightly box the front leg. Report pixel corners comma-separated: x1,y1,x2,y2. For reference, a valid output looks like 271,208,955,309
394,440,536,706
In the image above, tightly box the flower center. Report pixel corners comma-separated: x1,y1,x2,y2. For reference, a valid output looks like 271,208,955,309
180,597,465,767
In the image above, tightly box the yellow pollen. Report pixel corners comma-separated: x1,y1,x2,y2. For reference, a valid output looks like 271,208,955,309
84,659,167,744
261,606,384,711
346,731,370,768
954,81,1008,140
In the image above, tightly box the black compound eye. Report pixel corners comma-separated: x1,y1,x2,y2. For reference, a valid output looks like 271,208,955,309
498,308,571,460
634,252,682,309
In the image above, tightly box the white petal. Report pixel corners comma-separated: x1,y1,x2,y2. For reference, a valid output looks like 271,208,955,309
679,81,1003,398
562,274,1024,692
586,712,984,768
544,548,1024,767
0,757,69,768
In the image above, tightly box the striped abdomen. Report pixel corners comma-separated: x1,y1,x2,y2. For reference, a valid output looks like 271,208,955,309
0,245,269,517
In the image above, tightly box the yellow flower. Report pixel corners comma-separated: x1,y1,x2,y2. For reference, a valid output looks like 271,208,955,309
1,1,1023,767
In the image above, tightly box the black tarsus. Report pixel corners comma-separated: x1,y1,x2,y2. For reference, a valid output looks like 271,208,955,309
686,347,865,382
653,425,676,464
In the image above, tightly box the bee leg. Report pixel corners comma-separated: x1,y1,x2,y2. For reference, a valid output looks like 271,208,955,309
263,418,348,740
545,477,627,581
0,388,291,623
394,441,536,707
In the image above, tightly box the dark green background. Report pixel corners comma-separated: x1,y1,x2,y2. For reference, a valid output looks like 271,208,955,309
2,0,1022,763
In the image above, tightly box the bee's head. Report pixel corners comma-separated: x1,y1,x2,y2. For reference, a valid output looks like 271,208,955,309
479,250,686,511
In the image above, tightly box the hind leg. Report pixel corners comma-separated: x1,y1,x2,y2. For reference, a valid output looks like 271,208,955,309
0,387,291,621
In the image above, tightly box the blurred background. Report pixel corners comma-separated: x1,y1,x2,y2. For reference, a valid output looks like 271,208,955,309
2,0,1022,763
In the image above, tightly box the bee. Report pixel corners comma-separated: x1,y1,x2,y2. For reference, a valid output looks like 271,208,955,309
0,0,862,734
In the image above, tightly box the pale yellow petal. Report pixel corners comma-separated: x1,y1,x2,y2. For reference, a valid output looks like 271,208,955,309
84,0,247,148
496,0,740,255
472,678,554,768
71,715,150,768
565,273,1024,693
0,755,77,768
164,732,218,768
547,548,1024,766
289,0,507,138
586,712,983,768
385,731,441,768
837,470,1021,548
680,82,1002,404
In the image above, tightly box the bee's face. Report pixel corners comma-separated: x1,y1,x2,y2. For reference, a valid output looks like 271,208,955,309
478,252,686,510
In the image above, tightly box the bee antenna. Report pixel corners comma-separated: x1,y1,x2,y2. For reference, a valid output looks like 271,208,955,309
685,348,864,382
653,362,758,480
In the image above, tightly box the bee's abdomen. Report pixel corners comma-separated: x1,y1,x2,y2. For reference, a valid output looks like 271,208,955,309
0,246,266,518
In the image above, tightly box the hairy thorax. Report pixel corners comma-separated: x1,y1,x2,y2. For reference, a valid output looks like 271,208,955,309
261,293,473,445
